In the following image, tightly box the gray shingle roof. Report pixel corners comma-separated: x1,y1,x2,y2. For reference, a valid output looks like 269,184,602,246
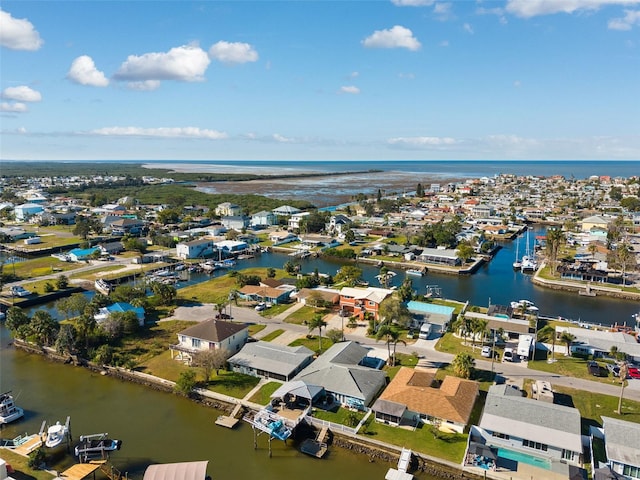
228,341,314,377
603,416,640,468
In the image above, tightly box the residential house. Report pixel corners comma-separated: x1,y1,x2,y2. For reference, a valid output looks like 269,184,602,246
215,202,243,217
326,214,352,236
406,301,455,333
269,231,298,245
251,210,278,227
581,215,611,233
272,205,301,216
288,211,310,231
293,341,386,410
176,238,215,260
14,203,44,222
555,326,640,363
593,417,640,480
473,384,583,468
95,302,145,326
339,286,393,321
237,285,292,305
228,341,315,381
68,247,100,262
170,319,249,364
98,241,124,256
372,367,479,433
417,247,462,267
221,215,250,231
109,217,145,236
215,239,249,255
294,288,340,306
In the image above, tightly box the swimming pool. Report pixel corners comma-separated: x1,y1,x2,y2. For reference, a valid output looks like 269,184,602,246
497,448,552,470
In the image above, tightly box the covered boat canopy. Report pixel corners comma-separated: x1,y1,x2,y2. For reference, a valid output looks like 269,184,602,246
143,461,209,480
270,380,324,402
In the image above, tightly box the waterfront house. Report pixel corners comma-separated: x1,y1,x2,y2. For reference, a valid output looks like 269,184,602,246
339,286,393,321
288,211,310,231
171,319,249,364
220,215,250,231
269,231,298,245
228,341,315,381
406,301,455,333
95,302,145,326
372,367,478,433
272,205,301,216
294,287,341,306
109,217,145,236
555,326,640,362
473,384,583,468
215,239,249,254
591,417,640,480
68,247,100,262
326,214,352,236
581,215,611,233
237,285,292,305
215,202,243,217
176,238,215,260
293,341,387,410
417,247,462,267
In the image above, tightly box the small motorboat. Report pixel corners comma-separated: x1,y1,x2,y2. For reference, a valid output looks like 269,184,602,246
45,417,70,448
75,433,122,461
94,279,113,295
0,391,24,425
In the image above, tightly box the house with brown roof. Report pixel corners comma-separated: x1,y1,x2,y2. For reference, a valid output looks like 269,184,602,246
170,319,248,364
371,367,479,433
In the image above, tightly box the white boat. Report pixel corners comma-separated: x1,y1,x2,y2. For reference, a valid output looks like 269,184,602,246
45,417,70,448
0,391,24,425
94,279,113,295
512,235,522,270
406,269,425,276
520,255,538,273
74,433,122,461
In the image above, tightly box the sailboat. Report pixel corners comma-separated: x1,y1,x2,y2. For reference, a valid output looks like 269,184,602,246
512,235,522,270
520,229,538,273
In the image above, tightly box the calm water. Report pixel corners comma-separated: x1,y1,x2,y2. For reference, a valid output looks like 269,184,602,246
0,330,408,480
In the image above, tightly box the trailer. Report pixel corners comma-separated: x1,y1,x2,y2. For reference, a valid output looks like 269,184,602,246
517,334,534,360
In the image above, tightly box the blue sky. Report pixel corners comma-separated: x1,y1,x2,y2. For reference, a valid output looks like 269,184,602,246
1,0,639,161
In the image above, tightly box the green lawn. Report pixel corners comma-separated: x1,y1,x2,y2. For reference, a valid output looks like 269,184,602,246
312,406,364,427
3,256,80,281
529,355,619,383
0,449,55,480
283,305,327,325
288,335,333,354
248,324,266,336
260,329,285,342
204,371,260,399
360,419,468,464
552,384,640,434
248,381,282,405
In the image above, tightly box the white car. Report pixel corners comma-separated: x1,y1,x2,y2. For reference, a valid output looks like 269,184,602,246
254,302,266,311
481,346,493,358
503,347,514,362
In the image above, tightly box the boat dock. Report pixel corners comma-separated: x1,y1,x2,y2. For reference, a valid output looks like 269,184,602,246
12,433,43,455
215,403,244,429
385,448,413,480
300,426,329,458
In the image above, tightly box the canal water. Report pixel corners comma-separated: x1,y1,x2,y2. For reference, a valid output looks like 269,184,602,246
0,326,414,480
22,227,640,327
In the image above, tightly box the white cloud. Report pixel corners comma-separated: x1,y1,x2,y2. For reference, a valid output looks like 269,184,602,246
388,136,456,147
114,44,210,82
398,72,416,79
0,102,27,112
90,126,227,140
434,2,453,20
608,9,640,29
67,55,109,87
126,80,161,91
476,6,508,23
439,40,450,47
362,25,421,51
391,0,435,6
463,23,474,34
273,134,293,143
0,9,43,51
1,85,41,102
339,85,360,94
506,0,640,18
349,71,360,79
208,41,258,64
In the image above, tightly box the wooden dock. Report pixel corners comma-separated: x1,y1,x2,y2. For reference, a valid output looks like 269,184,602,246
300,426,329,458
215,403,243,429
12,434,44,456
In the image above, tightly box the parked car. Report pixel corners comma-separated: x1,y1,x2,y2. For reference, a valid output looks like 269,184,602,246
481,346,493,358
606,363,621,377
503,348,514,362
215,313,233,320
628,367,640,379
588,361,604,377
254,302,266,311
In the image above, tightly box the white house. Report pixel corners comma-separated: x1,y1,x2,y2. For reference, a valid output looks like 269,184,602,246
176,238,215,260
215,202,243,217
170,319,249,364
14,203,44,221
95,302,145,326
288,212,310,231
251,210,278,227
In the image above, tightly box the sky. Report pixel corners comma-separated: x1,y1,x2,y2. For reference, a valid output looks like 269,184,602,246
1,0,639,162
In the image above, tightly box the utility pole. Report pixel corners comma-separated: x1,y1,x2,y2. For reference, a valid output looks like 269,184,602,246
617,364,629,415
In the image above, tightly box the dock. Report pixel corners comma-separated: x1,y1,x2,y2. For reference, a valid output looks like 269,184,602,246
300,426,329,458
215,403,244,429
12,434,44,455
385,448,413,480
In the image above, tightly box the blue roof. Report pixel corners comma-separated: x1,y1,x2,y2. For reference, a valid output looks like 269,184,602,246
407,301,455,316
69,247,100,257
107,302,145,316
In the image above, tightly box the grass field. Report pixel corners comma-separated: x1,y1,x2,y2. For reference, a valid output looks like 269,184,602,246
260,329,285,342
248,381,282,405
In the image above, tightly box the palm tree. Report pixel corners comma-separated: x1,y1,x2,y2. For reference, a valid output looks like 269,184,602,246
375,325,407,366
545,228,565,277
307,314,327,352
560,332,576,356
452,352,475,379
470,318,488,351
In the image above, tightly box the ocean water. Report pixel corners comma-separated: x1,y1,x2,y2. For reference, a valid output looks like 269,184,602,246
141,159,640,179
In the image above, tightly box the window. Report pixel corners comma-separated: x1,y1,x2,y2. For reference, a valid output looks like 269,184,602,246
492,432,510,440
191,338,201,348
561,450,574,461
522,439,547,451
623,465,640,479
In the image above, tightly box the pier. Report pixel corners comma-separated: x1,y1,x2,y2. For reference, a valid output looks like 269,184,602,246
300,426,329,458
215,403,244,429
385,448,413,480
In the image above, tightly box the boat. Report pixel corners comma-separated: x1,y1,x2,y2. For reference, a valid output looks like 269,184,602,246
74,433,122,461
512,235,522,270
406,268,425,276
45,417,70,448
94,278,113,295
0,391,24,425
520,255,538,273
